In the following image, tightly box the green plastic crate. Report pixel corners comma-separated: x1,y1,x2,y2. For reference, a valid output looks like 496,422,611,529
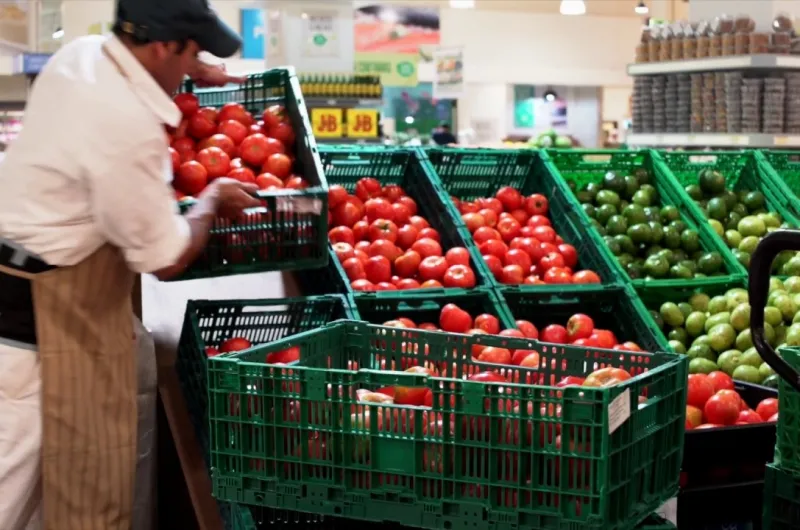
295,146,494,298
175,295,355,468
208,320,687,530
221,503,332,529
634,513,675,529
631,277,747,354
422,147,628,293
498,285,669,353
775,348,800,474
656,150,800,271
759,150,800,220
763,463,800,530
174,68,329,281
546,149,743,289
353,288,515,330
220,503,257,530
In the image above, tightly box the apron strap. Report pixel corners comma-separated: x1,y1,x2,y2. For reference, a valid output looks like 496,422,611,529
0,262,35,281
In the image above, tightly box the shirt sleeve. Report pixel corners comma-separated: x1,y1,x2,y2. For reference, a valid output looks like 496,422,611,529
91,136,191,274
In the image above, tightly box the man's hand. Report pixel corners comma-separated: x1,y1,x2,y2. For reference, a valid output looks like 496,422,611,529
191,62,247,88
208,178,261,218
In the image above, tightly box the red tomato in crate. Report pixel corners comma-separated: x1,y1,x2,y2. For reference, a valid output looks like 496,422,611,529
220,337,252,353
173,93,199,117
756,398,779,421
686,374,715,409
263,153,293,180
196,147,231,180
582,368,632,388
188,109,217,139
175,161,208,196
704,393,740,426
218,102,252,125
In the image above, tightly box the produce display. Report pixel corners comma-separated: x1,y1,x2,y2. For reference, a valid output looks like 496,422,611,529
685,372,778,429
569,168,726,280
682,168,794,271
169,94,307,196
328,178,479,291
650,278,800,387
455,186,601,285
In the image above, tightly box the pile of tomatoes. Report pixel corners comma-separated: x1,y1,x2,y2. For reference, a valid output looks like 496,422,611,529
455,187,601,285
328,179,479,291
686,372,778,429
168,93,308,198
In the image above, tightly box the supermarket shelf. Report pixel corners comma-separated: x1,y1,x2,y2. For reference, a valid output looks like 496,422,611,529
304,97,382,108
627,54,800,76
626,132,800,148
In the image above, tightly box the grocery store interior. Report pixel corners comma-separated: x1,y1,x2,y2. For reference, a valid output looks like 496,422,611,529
7,0,800,529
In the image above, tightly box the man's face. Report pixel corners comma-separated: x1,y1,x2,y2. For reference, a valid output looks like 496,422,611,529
153,40,201,94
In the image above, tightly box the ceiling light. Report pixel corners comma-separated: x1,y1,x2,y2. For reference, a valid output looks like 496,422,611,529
450,0,475,8
301,12,308,19
635,1,649,15
560,0,586,16
544,89,557,102
52,27,63,39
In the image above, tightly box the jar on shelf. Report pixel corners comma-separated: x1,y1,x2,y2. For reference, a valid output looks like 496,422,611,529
721,33,735,55
749,33,770,54
771,32,791,54
734,32,749,55
659,25,674,61
734,14,755,34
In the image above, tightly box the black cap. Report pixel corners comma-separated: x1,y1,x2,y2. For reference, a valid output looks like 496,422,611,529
115,0,242,58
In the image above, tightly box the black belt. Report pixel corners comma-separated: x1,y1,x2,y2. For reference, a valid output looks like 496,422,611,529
0,243,56,346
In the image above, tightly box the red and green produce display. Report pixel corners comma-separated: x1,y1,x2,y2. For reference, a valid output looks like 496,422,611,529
685,372,778,429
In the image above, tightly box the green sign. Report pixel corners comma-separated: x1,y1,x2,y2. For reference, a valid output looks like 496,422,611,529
355,52,418,87
514,85,535,129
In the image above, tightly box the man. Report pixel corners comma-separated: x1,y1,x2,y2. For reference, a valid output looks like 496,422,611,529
432,122,458,146
0,0,261,528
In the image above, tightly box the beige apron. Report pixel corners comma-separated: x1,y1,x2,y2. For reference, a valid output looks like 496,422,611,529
0,244,138,530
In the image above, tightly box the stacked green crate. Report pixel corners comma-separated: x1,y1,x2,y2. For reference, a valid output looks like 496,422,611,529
759,150,800,220
546,149,744,289
657,150,800,275
208,321,687,530
422,147,628,293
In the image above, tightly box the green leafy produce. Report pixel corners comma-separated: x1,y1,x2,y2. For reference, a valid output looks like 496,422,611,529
574,169,725,280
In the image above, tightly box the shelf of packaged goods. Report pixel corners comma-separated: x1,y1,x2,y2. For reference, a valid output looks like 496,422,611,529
627,54,800,76
626,132,800,148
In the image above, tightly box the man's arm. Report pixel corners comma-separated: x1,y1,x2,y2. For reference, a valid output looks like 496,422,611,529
91,137,258,280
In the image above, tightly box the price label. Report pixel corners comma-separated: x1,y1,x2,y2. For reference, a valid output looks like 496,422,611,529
346,109,379,138
311,108,343,139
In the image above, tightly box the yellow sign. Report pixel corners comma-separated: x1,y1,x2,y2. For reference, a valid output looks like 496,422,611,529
311,108,343,138
355,52,418,87
346,109,379,138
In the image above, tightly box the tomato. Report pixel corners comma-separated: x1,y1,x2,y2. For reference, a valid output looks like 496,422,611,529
686,374,715,409
240,133,279,167
445,247,471,266
695,424,721,430
473,227,501,245
474,314,501,335
768,412,779,422
342,258,366,281
205,346,220,357
188,109,217,139
737,409,764,424
756,398,779,421
332,243,355,263
443,264,476,288
196,147,231,179
496,217,522,243
419,256,448,281
329,226,355,246
524,194,549,216
395,225,418,250
540,252,565,271
262,104,288,130
685,405,702,428
462,212,486,232
216,102,249,124
572,270,601,284
566,314,594,342
368,240,401,262
526,215,551,228
256,173,283,189
479,239,508,260
382,184,406,202
706,371,734,393
262,153,292,179
175,160,208,196
351,279,375,291
328,185,348,209
368,219,398,243
495,186,523,211
172,136,195,155
556,376,585,388
500,265,524,284
397,196,417,216
557,244,578,268
468,371,508,384
285,176,308,190
332,202,363,227
225,168,255,185
582,367,632,388
716,389,745,411
543,267,572,284
394,250,422,278
440,304,472,333
364,255,392,283
418,228,440,241
269,122,296,147
541,324,568,344
704,394,740,426
355,178,382,201
483,254,503,279
505,249,533,272
202,133,236,157
411,238,443,259
590,329,616,349
515,320,538,339
169,147,180,174
391,203,411,225
478,347,512,365
266,346,300,364
173,93,200,117
220,337,252,353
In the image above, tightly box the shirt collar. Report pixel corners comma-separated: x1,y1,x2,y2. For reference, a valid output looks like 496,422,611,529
103,36,182,128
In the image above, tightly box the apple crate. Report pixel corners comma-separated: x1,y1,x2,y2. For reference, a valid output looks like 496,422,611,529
756,150,800,221
546,149,743,289
497,285,669,354
175,294,355,468
422,147,627,293
207,320,687,530
175,67,329,281
294,146,494,298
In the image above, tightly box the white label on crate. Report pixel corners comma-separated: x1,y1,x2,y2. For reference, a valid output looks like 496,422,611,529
276,197,323,215
608,389,631,434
